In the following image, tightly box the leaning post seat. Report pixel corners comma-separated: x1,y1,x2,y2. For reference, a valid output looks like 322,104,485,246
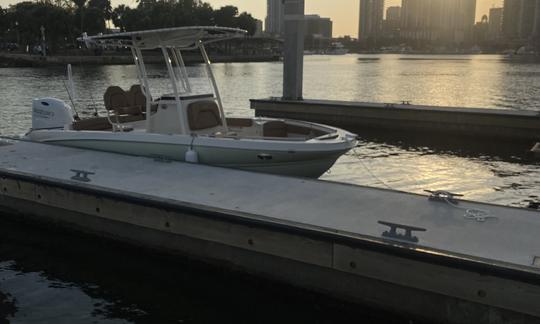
187,100,223,131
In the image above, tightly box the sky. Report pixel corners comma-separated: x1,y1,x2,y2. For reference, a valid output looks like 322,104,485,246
0,0,504,37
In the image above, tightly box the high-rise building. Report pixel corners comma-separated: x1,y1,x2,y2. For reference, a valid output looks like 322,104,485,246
255,19,264,37
400,0,476,45
386,6,401,22
304,15,333,39
503,0,540,40
383,6,401,37
265,0,284,36
518,0,537,38
358,0,385,41
502,0,523,39
488,7,503,40
304,14,333,50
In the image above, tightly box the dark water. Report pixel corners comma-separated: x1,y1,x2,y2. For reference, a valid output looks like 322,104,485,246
0,54,539,322
0,217,410,324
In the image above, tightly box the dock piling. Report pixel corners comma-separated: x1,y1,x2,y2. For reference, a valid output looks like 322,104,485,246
282,0,305,100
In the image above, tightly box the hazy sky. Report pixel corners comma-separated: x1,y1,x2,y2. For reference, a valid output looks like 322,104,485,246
0,0,504,37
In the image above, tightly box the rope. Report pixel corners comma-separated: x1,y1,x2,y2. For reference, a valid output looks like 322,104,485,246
347,147,393,190
442,197,497,222
348,147,497,223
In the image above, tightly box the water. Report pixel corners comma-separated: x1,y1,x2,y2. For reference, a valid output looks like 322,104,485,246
0,54,539,322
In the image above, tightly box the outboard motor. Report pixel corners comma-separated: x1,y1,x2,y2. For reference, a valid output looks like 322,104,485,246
32,98,75,130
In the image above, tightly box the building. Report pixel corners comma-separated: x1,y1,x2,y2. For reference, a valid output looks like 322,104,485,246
386,6,401,22
304,14,332,38
254,19,264,37
518,0,537,38
358,0,385,41
304,14,333,50
400,0,476,46
488,7,503,40
265,0,284,36
502,0,522,39
383,6,401,38
503,0,540,41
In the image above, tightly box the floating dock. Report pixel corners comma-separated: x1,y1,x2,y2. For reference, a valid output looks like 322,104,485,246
0,140,539,324
251,98,540,142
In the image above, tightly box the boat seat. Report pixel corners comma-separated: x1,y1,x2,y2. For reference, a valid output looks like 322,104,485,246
263,121,288,138
104,86,146,116
188,100,223,131
128,85,151,113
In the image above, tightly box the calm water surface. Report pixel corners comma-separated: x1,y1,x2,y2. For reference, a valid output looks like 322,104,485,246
0,54,539,323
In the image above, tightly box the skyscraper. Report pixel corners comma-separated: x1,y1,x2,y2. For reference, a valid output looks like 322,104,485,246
304,15,333,39
384,6,401,37
358,0,385,41
488,7,503,40
386,6,401,23
502,0,523,39
503,0,540,40
518,0,537,38
265,0,284,36
400,0,476,45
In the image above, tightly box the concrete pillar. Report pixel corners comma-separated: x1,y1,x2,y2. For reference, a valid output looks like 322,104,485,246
282,0,305,100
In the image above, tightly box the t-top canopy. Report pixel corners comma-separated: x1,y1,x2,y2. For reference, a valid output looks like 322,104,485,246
79,26,247,50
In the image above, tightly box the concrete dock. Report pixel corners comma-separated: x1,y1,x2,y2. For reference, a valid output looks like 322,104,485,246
251,98,540,142
0,139,539,323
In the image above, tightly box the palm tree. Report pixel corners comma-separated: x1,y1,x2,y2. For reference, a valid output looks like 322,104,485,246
71,0,87,32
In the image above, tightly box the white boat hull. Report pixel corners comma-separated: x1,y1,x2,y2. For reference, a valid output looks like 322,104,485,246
27,128,356,178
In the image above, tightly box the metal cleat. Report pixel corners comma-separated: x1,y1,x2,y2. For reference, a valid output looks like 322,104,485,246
70,169,95,182
378,221,427,243
425,190,463,204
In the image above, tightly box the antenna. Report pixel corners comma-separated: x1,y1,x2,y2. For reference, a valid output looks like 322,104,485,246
65,64,80,119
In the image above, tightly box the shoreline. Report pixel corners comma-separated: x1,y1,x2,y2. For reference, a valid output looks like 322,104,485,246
0,52,281,67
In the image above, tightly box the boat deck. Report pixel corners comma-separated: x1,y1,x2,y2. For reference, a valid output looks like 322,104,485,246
0,139,539,276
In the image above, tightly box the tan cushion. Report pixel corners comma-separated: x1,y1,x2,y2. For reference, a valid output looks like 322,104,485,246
129,84,147,112
104,86,130,112
188,101,223,131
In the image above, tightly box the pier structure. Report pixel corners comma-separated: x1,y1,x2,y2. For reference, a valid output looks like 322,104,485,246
0,140,540,324
252,0,540,143
251,99,540,141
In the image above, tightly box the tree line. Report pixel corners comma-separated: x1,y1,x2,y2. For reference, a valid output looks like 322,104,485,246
0,0,258,52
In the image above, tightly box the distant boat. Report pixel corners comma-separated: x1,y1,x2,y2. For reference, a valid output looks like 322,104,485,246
357,57,380,62
303,50,318,55
326,42,349,55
